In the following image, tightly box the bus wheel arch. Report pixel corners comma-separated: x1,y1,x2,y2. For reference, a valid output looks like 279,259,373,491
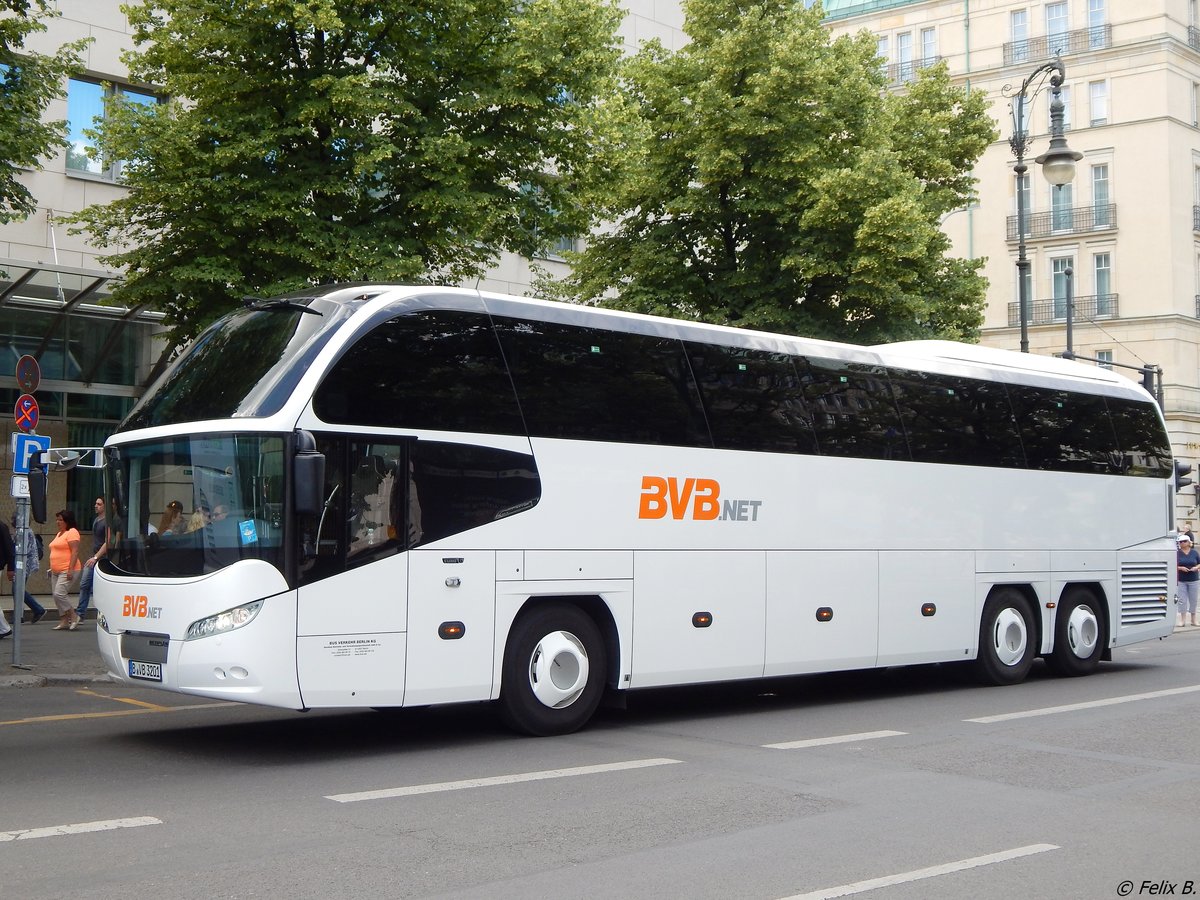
1045,583,1107,677
974,585,1038,685
499,598,611,736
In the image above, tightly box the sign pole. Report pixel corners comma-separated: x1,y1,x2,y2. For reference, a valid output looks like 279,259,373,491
10,497,31,669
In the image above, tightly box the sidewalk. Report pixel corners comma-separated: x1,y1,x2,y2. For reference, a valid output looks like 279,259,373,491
0,602,113,688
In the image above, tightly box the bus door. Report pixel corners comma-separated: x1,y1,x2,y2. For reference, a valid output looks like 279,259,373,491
295,437,412,708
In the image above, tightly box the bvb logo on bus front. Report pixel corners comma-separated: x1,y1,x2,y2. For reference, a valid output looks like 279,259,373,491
637,476,763,522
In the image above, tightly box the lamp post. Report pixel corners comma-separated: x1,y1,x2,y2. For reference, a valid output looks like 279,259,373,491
1007,58,1083,353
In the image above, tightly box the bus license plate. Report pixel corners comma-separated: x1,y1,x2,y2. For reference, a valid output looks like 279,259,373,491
128,660,162,681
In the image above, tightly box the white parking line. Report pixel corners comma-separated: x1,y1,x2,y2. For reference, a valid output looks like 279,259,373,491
781,843,1060,899
763,730,907,750
0,816,162,843
325,757,683,803
965,684,1200,724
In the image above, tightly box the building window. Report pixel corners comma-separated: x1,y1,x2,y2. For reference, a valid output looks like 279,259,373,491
876,36,889,76
1089,81,1108,127
66,77,158,179
1046,2,1069,57
897,32,913,82
1092,164,1110,227
1096,350,1113,370
1015,171,1032,234
1094,252,1112,314
1052,256,1075,318
1010,10,1030,63
1088,0,1107,49
1051,183,1073,232
920,27,936,65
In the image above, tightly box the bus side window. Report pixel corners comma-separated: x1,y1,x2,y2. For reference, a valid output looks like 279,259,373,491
346,443,406,565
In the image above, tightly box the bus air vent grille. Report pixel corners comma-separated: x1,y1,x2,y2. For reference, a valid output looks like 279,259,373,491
1118,560,1170,626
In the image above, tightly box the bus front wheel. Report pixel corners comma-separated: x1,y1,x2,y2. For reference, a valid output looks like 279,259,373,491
974,588,1036,685
1045,586,1105,677
499,604,606,736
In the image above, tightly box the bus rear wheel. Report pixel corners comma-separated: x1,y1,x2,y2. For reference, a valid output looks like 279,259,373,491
1045,586,1105,677
974,588,1036,685
499,603,606,736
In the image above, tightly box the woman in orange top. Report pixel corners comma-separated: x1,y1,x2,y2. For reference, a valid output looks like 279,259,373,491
49,508,83,630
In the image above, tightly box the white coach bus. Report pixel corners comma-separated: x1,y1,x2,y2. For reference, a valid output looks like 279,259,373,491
92,285,1177,735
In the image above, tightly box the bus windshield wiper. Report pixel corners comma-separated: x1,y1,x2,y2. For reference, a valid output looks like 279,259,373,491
242,296,323,316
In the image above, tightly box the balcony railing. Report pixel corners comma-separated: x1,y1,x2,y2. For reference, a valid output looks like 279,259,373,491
886,56,942,86
1006,204,1117,241
1007,293,1119,327
1194,205,1200,232
1003,25,1112,67
1190,26,1200,52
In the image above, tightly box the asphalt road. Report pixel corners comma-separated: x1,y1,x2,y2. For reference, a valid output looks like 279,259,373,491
3,629,1200,900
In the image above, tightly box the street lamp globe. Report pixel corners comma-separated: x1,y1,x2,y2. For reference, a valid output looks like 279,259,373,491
1035,135,1083,186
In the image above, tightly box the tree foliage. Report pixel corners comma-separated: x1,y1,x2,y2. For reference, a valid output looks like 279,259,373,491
70,0,624,343
553,0,997,344
0,0,86,224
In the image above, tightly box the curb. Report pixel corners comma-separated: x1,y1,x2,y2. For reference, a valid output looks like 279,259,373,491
0,672,113,688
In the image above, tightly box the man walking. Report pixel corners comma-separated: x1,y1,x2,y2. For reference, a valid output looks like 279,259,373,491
75,497,106,622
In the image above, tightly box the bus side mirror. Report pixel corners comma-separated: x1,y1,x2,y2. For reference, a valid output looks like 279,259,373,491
293,431,325,516
29,465,47,524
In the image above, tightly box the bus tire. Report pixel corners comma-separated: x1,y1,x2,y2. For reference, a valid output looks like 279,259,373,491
499,603,606,736
1045,586,1105,677
974,588,1036,686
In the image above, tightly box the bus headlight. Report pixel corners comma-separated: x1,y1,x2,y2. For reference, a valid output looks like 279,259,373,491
186,600,264,641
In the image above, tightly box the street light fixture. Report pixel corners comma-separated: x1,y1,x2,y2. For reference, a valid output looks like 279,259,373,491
1007,58,1083,353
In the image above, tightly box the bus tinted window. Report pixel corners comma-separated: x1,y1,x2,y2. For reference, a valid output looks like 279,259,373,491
1107,396,1173,478
313,310,524,435
889,369,1025,468
496,318,710,447
1007,385,1120,473
412,441,541,545
686,343,818,454
798,357,908,460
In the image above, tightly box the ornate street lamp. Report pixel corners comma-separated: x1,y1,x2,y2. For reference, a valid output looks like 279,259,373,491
1006,58,1083,353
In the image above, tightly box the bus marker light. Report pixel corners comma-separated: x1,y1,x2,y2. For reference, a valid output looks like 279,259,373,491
439,621,466,640
921,603,937,617
692,612,712,628
1046,602,1056,609
816,607,833,622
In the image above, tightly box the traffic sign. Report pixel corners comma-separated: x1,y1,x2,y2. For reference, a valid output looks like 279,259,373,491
13,433,49,474
13,394,38,433
10,475,28,498
14,354,39,392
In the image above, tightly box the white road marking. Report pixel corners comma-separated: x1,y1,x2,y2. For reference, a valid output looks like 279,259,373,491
966,684,1200,723
0,816,162,842
763,730,907,750
325,757,683,803
781,843,1060,899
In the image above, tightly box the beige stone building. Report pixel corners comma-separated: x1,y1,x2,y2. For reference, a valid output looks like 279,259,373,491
821,0,1200,519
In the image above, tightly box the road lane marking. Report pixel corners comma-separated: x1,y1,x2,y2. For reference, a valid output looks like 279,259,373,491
781,843,1060,899
0,816,162,843
0,700,235,726
76,688,173,711
326,757,683,803
965,684,1200,724
763,730,907,750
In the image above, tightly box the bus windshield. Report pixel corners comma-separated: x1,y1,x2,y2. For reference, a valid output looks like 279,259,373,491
105,433,286,578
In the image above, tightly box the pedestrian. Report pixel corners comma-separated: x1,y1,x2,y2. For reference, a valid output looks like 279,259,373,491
75,496,106,623
48,508,82,631
0,519,13,638
7,516,46,625
1178,533,1200,628
1181,521,1195,543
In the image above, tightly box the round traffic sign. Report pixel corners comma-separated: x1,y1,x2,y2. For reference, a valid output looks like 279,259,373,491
14,394,39,433
14,354,39,392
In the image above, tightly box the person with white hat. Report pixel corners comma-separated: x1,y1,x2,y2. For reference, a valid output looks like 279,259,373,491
1177,533,1200,627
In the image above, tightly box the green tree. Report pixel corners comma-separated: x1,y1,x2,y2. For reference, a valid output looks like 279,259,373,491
555,0,997,344
70,0,623,343
0,1,86,223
